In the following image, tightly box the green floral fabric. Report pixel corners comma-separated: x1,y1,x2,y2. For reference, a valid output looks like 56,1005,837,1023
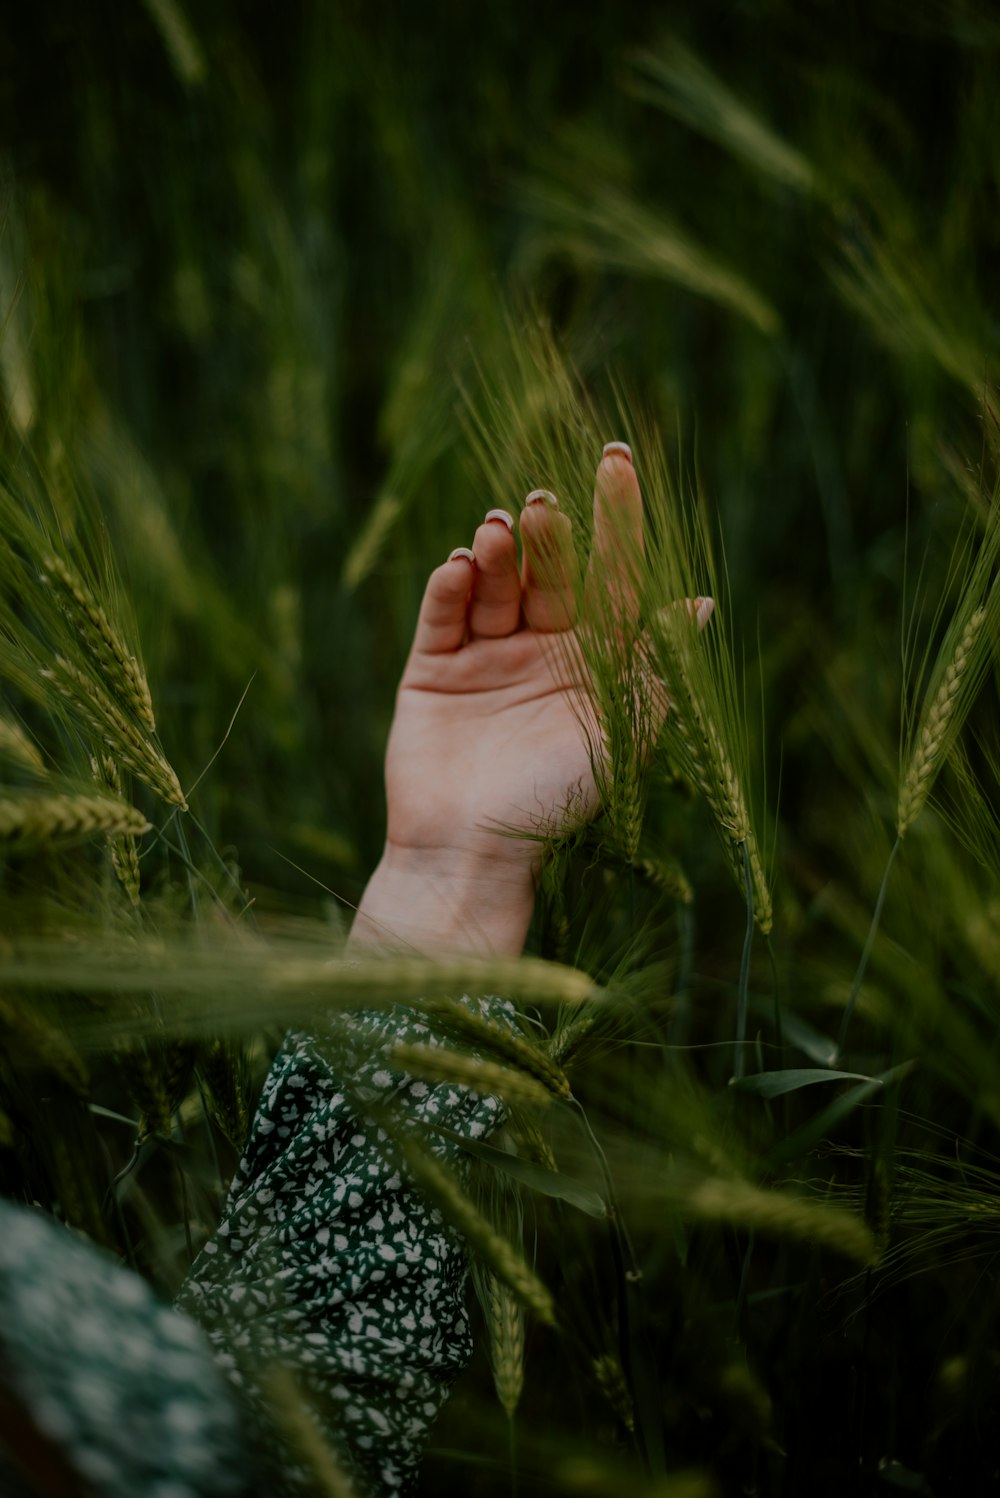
179,1001,508,1495
0,1197,251,1498
0,998,509,1497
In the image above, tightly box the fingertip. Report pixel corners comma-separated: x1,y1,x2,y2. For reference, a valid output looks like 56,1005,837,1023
520,502,577,632
473,516,518,570
696,596,715,631
602,440,633,465
447,546,476,566
520,499,572,550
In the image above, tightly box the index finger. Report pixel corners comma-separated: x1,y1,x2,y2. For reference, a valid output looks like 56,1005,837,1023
584,441,644,630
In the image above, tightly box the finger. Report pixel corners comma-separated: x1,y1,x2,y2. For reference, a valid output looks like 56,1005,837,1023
675,595,715,631
520,491,579,633
584,441,644,628
468,510,522,638
661,595,716,633
410,548,475,655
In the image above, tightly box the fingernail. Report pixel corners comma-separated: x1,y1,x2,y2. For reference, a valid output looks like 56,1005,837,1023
525,489,559,508
485,508,515,531
696,597,715,630
602,441,633,464
448,546,476,564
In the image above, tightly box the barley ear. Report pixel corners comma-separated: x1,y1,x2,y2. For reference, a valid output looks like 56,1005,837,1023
0,792,150,845
482,1271,525,1417
898,605,987,836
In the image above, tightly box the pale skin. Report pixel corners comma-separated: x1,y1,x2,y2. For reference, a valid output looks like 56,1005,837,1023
347,443,711,959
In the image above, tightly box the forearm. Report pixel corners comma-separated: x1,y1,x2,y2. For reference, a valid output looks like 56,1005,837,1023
346,842,536,959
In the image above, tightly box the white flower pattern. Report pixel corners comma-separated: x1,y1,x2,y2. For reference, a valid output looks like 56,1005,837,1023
177,998,511,1496
0,997,511,1498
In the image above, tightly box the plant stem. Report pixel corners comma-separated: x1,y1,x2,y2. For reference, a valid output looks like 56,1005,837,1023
732,840,754,1082
837,834,901,1063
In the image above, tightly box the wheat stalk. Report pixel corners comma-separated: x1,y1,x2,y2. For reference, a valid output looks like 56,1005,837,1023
397,1135,556,1324
681,1176,875,1263
652,605,773,934
420,997,572,1100
635,854,694,905
41,554,157,731
0,717,45,773
259,1367,358,1498
117,1040,195,1140
0,792,150,843
0,996,90,1096
116,1044,173,1139
547,1008,599,1067
607,745,644,862
591,1353,635,1432
390,1042,555,1108
91,754,141,904
44,655,186,808
202,1039,250,1150
898,606,986,836
508,1116,558,1172
668,665,772,934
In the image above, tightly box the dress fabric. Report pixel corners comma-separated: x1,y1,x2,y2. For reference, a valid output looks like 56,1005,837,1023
1,998,509,1498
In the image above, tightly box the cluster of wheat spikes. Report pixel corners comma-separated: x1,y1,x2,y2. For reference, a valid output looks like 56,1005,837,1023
463,321,772,935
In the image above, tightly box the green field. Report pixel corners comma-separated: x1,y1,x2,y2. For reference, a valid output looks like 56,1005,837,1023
3,3,1000,1493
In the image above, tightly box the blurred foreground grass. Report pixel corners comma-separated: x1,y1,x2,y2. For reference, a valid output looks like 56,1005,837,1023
3,2,1000,1493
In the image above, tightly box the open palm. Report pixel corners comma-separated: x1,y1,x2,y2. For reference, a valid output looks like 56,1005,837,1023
385,446,644,873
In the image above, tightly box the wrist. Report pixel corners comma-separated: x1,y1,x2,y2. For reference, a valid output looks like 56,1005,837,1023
346,841,536,959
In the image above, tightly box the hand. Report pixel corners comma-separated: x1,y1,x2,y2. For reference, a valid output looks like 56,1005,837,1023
348,443,696,958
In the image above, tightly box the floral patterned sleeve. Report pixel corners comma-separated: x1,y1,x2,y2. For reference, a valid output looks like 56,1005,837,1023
176,998,509,1498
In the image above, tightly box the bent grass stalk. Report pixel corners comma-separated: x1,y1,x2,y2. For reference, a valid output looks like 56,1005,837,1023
396,1134,556,1324
680,1177,876,1263
390,1042,556,1109
260,1367,358,1498
0,945,600,1044
419,996,573,1099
